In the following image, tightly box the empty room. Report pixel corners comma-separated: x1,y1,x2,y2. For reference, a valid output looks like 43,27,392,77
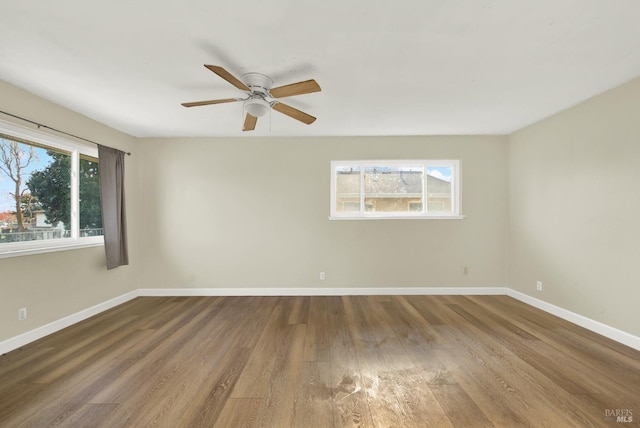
1,1,639,427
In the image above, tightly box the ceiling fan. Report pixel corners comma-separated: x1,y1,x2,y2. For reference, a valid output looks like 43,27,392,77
181,65,321,131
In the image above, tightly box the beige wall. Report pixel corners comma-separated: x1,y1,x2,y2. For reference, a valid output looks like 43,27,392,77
0,79,139,343
508,77,640,337
137,135,508,289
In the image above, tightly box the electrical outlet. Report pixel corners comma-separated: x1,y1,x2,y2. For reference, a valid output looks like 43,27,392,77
319,271,326,281
18,307,27,321
536,281,543,291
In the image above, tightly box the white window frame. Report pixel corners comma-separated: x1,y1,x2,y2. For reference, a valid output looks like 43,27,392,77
0,120,103,258
330,159,463,220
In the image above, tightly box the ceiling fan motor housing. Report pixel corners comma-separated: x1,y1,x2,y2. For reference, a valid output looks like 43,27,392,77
242,72,273,117
242,72,273,95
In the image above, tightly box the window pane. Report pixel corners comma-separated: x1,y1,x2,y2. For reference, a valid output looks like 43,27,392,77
426,166,453,212
79,156,103,237
335,166,361,212
0,136,71,244
331,160,460,219
364,166,423,213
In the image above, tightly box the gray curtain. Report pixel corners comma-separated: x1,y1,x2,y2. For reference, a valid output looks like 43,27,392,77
98,145,129,269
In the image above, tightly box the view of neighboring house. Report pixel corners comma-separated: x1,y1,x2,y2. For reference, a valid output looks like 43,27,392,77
336,169,452,213
0,211,14,231
0,209,65,242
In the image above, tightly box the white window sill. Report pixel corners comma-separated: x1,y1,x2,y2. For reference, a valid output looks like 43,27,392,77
0,237,104,259
329,214,465,220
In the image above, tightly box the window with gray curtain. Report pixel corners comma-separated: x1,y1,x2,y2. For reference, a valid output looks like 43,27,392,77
98,145,128,269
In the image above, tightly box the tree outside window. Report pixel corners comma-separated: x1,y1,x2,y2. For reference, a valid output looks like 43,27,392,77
0,134,102,245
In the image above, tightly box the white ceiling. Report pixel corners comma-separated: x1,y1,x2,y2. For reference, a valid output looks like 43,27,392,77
1,1,640,138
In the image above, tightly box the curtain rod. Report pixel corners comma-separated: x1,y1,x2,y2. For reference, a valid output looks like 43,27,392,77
0,110,131,156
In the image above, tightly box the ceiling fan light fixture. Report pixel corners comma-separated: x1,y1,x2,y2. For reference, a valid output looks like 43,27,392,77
245,97,270,117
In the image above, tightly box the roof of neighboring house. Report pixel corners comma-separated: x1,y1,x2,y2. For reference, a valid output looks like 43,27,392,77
336,171,450,195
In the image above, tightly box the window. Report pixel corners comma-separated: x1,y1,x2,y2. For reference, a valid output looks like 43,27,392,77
0,120,103,257
330,160,462,219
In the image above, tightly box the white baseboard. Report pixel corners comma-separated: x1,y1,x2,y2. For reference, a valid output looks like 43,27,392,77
507,289,640,351
0,290,138,355
137,286,508,297
2,287,638,355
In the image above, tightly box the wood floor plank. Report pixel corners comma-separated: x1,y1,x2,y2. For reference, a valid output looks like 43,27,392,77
14,357,139,428
293,362,334,428
250,323,308,427
88,299,224,406
434,348,533,427
434,297,623,427
0,346,56,395
342,296,446,427
330,297,373,427
205,296,281,349
113,341,251,428
0,345,55,377
0,382,48,422
572,392,638,425
1,313,138,390
407,296,612,426
288,296,310,325
11,299,223,427
436,341,604,427
54,403,119,428
466,296,640,386
1,295,638,427
230,297,298,398
215,398,262,427
303,296,334,362
387,296,451,349
353,297,455,426
447,296,639,408
376,336,455,427
24,315,141,384
177,345,252,427
429,383,495,428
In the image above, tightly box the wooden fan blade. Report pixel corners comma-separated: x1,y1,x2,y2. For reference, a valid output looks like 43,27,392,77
269,79,321,98
243,113,258,131
181,98,240,107
204,65,250,91
272,102,317,125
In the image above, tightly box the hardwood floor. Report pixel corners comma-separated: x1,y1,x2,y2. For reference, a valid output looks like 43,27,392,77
1,295,638,427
